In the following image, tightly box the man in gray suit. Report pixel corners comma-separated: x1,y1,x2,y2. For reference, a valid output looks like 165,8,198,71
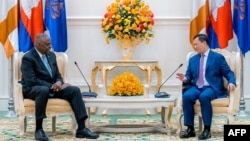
21,33,99,140
176,34,236,140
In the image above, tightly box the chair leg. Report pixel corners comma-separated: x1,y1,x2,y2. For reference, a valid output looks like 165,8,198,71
176,113,183,134
24,117,27,133
228,115,234,124
52,116,56,133
71,113,77,136
19,115,26,136
198,116,203,132
161,107,165,124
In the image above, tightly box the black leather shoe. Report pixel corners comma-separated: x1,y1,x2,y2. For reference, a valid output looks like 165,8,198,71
76,128,99,139
198,129,211,140
35,129,48,141
180,128,196,138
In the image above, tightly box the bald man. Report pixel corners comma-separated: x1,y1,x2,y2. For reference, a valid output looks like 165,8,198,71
21,33,99,140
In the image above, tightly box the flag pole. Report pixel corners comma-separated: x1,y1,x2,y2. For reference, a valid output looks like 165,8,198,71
236,52,248,117
5,55,17,117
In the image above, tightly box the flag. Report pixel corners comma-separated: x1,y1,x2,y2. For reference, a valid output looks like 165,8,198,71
233,0,250,56
189,0,210,46
19,0,44,52
208,0,233,49
45,0,68,52
0,0,18,58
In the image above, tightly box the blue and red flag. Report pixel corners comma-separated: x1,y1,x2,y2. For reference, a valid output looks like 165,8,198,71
19,0,45,52
45,0,68,52
233,0,250,56
189,0,233,49
208,0,233,49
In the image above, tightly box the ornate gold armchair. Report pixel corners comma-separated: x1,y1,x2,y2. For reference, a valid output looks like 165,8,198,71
176,49,241,133
13,52,77,136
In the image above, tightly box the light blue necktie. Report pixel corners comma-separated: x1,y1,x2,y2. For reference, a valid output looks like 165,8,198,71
41,55,52,77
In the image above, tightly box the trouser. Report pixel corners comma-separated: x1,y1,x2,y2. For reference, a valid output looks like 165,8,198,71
182,86,216,126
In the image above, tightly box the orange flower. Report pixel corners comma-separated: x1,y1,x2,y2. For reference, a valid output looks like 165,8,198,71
109,71,144,96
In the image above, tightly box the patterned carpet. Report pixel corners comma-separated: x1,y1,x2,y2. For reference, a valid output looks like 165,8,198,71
0,111,250,141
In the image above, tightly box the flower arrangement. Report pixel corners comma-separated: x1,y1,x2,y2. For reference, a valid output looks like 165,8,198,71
109,71,144,96
101,0,155,48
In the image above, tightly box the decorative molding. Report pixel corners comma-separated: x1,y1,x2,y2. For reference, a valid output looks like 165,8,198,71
67,17,190,27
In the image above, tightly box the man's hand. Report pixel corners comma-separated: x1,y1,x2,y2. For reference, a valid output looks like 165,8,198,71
228,83,236,91
51,81,62,92
51,81,71,92
176,73,186,82
61,83,71,90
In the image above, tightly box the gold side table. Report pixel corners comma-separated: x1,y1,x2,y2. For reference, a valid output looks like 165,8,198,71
91,60,162,93
91,60,162,115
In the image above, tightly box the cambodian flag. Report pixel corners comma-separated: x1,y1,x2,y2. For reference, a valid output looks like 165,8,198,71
208,0,233,49
45,0,68,52
233,0,250,56
19,0,45,52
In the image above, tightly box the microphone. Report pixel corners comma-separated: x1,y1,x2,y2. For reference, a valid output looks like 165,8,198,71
155,63,183,98
74,61,97,98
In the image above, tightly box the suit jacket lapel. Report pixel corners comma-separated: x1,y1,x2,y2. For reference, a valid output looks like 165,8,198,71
32,49,53,77
196,54,201,77
205,51,213,73
32,49,46,70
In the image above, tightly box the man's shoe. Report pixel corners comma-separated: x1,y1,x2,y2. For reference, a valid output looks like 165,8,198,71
180,128,196,138
76,128,99,139
35,129,48,141
198,129,211,140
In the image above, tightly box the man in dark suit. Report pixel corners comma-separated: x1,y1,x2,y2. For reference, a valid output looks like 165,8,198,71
176,34,236,140
21,33,99,140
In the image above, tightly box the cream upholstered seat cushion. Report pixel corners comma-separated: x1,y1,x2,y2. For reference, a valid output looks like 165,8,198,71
176,49,241,133
194,98,229,107
23,99,73,115
13,52,77,136
194,98,230,115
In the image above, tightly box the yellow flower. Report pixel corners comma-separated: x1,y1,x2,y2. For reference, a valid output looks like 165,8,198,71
114,25,120,30
109,71,144,96
115,14,121,20
101,0,154,49
148,24,153,30
105,36,110,44
104,25,110,31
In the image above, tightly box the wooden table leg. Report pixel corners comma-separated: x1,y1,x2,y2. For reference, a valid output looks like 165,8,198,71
91,66,99,114
165,104,173,129
155,65,162,92
102,67,108,115
140,66,151,116
162,104,173,135
102,66,115,116
102,108,108,116
91,66,98,93
155,65,162,113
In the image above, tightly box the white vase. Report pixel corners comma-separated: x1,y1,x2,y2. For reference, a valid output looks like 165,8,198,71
121,47,134,60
